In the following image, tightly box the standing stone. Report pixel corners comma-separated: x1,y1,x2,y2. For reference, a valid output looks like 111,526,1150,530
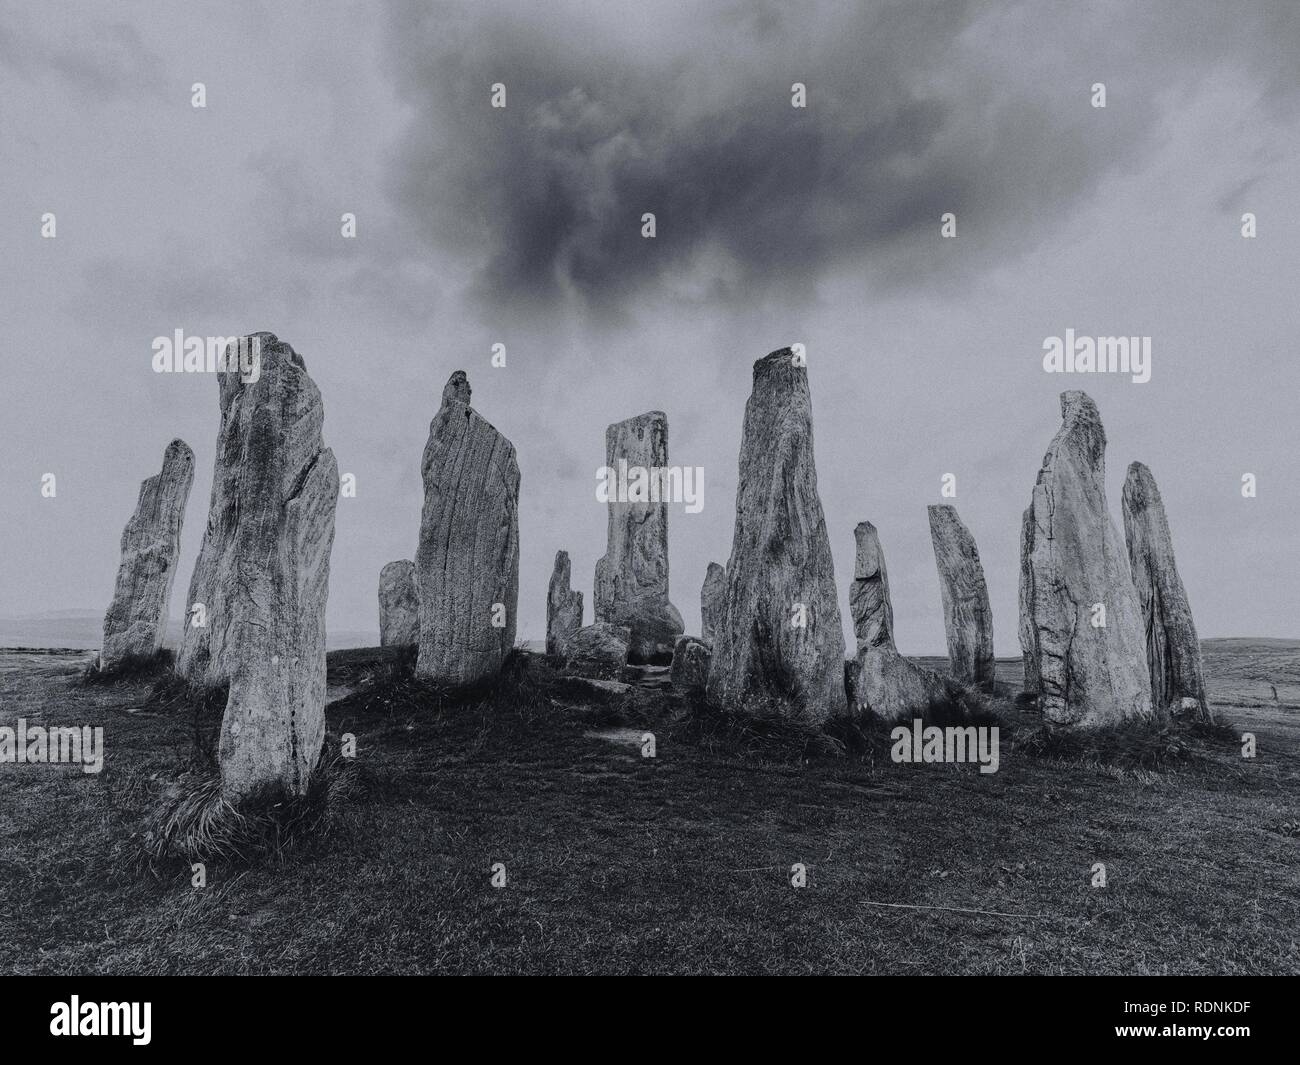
850,522,950,722
546,550,584,657
100,439,195,671
700,562,726,646
175,333,338,802
378,560,419,647
706,348,845,723
593,411,684,663
1017,506,1041,696
670,635,711,690
415,371,520,686
927,505,995,690
1019,391,1152,727
1122,462,1209,719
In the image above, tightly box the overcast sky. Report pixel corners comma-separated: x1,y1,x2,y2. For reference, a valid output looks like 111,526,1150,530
2,0,1298,653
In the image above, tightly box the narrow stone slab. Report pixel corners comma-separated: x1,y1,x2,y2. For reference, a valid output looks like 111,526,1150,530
700,561,726,647
100,439,194,671
927,505,995,690
1122,461,1209,719
547,550,583,657
378,559,419,647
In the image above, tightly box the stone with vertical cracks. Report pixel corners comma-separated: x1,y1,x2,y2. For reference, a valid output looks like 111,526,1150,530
1018,391,1152,727
700,562,726,647
849,522,950,722
378,560,419,647
706,349,845,723
547,550,584,657
1122,461,1209,719
927,505,995,690
593,411,684,663
100,439,195,671
415,371,520,686
175,333,338,802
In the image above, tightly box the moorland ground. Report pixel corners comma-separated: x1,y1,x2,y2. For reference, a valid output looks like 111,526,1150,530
1,638,1297,975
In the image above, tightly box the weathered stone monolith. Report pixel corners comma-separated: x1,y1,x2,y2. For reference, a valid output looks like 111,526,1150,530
670,635,711,691
1122,461,1209,719
1018,391,1152,726
175,333,338,802
850,522,950,721
700,562,726,646
927,505,995,690
378,560,419,647
415,371,520,686
100,439,194,671
705,348,845,722
593,411,684,663
547,550,584,657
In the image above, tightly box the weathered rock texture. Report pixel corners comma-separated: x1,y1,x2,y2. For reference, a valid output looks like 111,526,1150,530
593,411,684,663
100,439,194,671
670,635,711,690
175,333,338,802
1122,462,1209,719
705,349,845,722
415,371,520,686
700,562,726,646
563,622,630,678
1018,506,1041,695
927,505,995,690
850,522,949,722
546,550,584,657
378,560,419,647
1018,391,1152,727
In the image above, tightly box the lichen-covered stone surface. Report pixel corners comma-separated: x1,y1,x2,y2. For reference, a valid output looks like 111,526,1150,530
927,505,995,690
378,559,419,647
547,550,584,657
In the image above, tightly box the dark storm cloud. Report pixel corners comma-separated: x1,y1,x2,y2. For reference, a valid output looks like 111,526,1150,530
378,0,1300,317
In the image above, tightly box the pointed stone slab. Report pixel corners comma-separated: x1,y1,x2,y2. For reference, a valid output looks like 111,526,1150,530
1122,462,1209,719
175,333,338,802
700,561,726,647
100,439,195,671
927,505,995,690
1018,391,1152,726
415,371,520,686
593,410,683,663
849,522,949,722
705,348,845,723
378,560,419,647
547,550,583,657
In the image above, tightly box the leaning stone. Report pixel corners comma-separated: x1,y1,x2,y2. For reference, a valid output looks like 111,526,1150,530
546,550,584,657
415,371,520,686
593,411,684,662
1018,391,1152,726
378,560,419,647
706,348,846,723
100,439,194,671
1122,461,1210,719
927,505,995,690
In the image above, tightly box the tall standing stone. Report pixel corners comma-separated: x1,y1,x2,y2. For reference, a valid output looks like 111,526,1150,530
593,411,684,663
175,333,338,802
927,505,995,690
100,439,195,671
1017,506,1041,695
378,560,419,647
706,348,845,723
1122,462,1209,719
1019,391,1152,727
700,562,726,646
415,371,520,686
547,550,584,656
850,522,949,721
